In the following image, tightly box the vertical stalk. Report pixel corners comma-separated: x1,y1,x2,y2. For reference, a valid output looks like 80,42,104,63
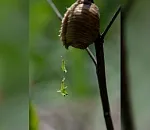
94,34,114,130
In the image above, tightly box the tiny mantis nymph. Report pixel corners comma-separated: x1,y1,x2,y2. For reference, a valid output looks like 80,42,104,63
57,56,68,96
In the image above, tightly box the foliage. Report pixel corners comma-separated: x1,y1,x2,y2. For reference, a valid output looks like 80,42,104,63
29,101,39,130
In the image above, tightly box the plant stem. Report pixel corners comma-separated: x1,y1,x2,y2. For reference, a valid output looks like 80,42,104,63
47,0,63,20
101,6,121,39
94,34,114,130
121,4,135,130
86,47,97,66
93,3,121,130
121,24,135,130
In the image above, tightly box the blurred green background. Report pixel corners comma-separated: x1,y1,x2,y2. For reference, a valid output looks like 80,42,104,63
0,0,149,130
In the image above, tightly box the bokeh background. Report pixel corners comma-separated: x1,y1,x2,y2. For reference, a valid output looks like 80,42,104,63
0,0,149,130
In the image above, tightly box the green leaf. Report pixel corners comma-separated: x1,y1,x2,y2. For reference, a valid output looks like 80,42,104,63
29,101,39,130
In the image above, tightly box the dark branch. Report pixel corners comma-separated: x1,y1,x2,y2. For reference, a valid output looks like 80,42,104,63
101,6,121,39
121,3,135,130
92,2,121,130
47,0,97,66
94,33,114,130
121,23,135,130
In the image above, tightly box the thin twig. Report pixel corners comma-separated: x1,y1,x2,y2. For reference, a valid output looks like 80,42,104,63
47,0,63,20
47,0,97,66
86,48,97,66
101,6,121,39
